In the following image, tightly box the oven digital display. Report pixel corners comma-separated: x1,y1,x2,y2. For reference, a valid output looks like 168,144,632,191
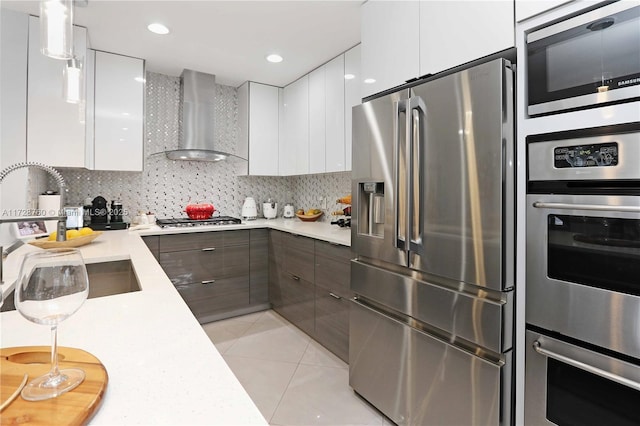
554,142,618,168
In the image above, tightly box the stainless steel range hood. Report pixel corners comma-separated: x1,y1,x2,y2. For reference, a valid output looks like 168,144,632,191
165,69,232,162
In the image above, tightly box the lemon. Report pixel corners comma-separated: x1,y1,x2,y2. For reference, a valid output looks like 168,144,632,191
48,231,57,241
79,227,94,236
66,229,80,239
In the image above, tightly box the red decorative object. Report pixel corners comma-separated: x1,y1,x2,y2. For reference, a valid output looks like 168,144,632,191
185,203,215,220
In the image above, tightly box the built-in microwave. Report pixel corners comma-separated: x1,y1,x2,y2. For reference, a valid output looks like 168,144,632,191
526,1,640,116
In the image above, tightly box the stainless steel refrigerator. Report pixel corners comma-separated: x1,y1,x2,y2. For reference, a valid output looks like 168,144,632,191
350,58,515,426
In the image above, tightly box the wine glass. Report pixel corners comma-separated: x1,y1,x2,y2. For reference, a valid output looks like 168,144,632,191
14,248,89,401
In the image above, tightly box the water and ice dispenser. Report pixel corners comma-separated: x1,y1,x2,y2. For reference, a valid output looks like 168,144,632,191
358,182,384,237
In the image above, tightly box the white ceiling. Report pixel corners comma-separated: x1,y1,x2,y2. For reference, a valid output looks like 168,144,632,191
1,0,362,87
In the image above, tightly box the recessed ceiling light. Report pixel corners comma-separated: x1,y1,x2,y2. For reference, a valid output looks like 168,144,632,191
344,74,355,80
147,23,169,35
266,54,283,63
364,78,376,84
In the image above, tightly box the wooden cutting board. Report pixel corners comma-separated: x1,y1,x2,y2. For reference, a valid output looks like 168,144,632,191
0,346,108,425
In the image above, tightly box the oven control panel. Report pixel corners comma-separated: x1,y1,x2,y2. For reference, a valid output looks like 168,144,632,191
554,142,618,168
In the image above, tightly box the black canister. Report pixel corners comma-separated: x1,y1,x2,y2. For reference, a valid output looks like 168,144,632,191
91,196,108,224
111,200,123,223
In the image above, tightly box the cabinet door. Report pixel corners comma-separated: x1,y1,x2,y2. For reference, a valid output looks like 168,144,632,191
325,54,346,173
93,51,144,171
176,276,250,320
315,287,350,362
283,233,315,283
419,1,514,76
269,230,285,309
27,16,87,168
248,82,280,176
344,45,361,171
361,1,420,98
250,229,269,304
1,9,29,243
159,249,224,286
515,0,570,22
309,66,326,174
282,76,309,175
142,235,159,261
315,241,352,299
277,273,315,336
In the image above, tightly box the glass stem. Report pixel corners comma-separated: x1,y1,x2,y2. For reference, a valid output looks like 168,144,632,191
50,325,60,379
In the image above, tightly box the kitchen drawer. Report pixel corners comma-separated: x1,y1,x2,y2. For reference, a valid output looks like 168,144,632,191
315,245,351,299
176,275,250,319
159,232,224,252
315,240,352,262
283,233,314,282
159,249,223,286
315,286,350,362
225,229,250,246
274,273,315,336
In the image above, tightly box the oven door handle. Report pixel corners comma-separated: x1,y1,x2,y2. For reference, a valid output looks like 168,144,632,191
532,202,640,213
533,340,640,392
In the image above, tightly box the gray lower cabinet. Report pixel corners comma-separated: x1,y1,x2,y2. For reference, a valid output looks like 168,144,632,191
314,240,352,362
141,235,159,260
156,230,268,323
268,230,352,362
269,230,316,336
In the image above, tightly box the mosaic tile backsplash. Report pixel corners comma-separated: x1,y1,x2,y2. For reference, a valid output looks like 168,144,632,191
48,72,351,222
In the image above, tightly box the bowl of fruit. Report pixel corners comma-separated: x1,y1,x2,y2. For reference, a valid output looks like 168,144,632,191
295,208,323,222
28,227,103,249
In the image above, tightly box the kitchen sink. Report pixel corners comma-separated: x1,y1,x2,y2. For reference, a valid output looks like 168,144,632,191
1,259,140,312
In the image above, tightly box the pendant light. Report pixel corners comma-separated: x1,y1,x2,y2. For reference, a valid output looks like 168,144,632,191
40,0,74,60
63,57,83,104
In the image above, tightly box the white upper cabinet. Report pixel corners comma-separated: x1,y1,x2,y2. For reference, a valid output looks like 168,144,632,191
27,16,87,168
515,0,571,22
344,44,361,171
361,0,420,98
309,66,326,174
325,54,346,173
281,76,309,176
420,1,514,76
238,81,280,176
361,1,515,97
92,51,144,171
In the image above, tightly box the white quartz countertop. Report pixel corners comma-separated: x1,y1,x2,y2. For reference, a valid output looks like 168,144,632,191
137,217,352,246
0,230,267,425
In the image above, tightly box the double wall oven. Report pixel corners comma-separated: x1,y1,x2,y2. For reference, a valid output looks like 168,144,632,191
525,124,640,425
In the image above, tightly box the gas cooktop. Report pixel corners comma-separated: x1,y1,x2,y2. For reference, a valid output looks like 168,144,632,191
156,216,242,228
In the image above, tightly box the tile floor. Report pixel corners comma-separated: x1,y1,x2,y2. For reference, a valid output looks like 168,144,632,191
202,310,392,426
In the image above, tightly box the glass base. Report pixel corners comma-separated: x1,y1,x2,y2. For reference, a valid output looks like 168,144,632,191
21,368,85,401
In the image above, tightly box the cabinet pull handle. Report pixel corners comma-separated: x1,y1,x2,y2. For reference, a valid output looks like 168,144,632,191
202,247,216,251
201,280,216,285
329,292,341,300
291,274,300,281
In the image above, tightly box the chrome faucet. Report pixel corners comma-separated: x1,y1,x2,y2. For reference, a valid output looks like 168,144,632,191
0,162,68,284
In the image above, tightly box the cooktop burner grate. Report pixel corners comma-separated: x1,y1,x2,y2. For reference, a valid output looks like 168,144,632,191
156,216,242,228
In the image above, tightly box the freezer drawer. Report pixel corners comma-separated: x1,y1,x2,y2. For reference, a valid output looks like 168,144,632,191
349,300,512,426
351,259,513,353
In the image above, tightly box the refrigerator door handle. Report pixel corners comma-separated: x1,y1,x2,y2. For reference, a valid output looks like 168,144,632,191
394,99,408,250
408,96,426,253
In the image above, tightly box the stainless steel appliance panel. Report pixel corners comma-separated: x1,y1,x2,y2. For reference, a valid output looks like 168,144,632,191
408,59,514,291
526,1,640,116
350,300,508,426
352,90,410,268
352,259,512,353
528,131,640,181
525,330,640,425
526,193,640,358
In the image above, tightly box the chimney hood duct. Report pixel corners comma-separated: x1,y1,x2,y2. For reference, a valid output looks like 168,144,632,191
165,69,232,162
